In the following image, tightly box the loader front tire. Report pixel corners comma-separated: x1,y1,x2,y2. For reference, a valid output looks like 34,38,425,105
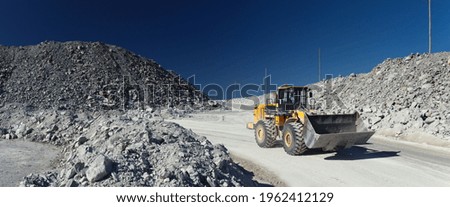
282,122,307,155
254,120,276,148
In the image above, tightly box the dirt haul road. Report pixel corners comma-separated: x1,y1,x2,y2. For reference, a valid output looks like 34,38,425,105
171,110,450,187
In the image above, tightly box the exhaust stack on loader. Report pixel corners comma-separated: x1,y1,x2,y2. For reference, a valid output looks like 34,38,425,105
247,85,374,155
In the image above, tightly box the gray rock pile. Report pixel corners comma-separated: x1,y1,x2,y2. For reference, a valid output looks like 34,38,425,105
311,52,450,139
0,41,207,110
0,105,258,187
0,41,259,187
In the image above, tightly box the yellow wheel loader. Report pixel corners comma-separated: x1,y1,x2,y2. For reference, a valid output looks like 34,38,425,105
247,85,374,155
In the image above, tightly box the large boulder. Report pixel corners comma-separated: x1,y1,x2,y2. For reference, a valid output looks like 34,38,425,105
86,155,114,183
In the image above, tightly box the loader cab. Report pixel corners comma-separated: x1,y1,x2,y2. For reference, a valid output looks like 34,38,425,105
277,86,310,111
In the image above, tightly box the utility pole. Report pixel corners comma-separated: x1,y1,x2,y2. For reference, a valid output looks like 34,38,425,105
264,68,268,104
318,48,321,81
429,0,432,53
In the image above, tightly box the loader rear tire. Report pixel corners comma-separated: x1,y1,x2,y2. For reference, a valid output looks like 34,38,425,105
254,120,276,148
282,122,307,155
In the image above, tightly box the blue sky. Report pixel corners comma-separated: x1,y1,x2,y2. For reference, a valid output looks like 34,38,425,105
1,0,449,92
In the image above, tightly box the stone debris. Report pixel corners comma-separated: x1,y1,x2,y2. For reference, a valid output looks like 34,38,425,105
0,41,208,110
20,172,58,187
2,106,258,187
310,52,450,139
0,41,259,187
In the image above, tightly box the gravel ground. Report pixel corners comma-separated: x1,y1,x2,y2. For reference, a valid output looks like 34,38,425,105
0,139,59,186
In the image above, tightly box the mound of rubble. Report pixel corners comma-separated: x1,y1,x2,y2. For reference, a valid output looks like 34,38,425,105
0,41,260,187
311,52,450,140
0,41,207,110
0,105,258,187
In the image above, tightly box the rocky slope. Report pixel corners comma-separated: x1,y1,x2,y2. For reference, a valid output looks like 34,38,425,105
0,41,207,110
311,52,450,140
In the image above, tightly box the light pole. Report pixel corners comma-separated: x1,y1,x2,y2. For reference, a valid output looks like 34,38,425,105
429,0,432,53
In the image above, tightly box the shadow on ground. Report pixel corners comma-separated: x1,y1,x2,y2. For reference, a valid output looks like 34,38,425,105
266,141,399,160
272,140,284,148
324,146,400,161
231,161,274,187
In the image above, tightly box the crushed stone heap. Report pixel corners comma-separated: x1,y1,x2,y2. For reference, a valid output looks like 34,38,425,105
311,52,450,139
0,41,207,110
0,106,258,187
0,41,260,187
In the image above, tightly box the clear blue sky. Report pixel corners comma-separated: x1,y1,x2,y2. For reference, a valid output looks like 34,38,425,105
1,0,449,90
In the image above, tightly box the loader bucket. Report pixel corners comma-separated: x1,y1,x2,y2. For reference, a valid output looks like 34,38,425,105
302,113,374,151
